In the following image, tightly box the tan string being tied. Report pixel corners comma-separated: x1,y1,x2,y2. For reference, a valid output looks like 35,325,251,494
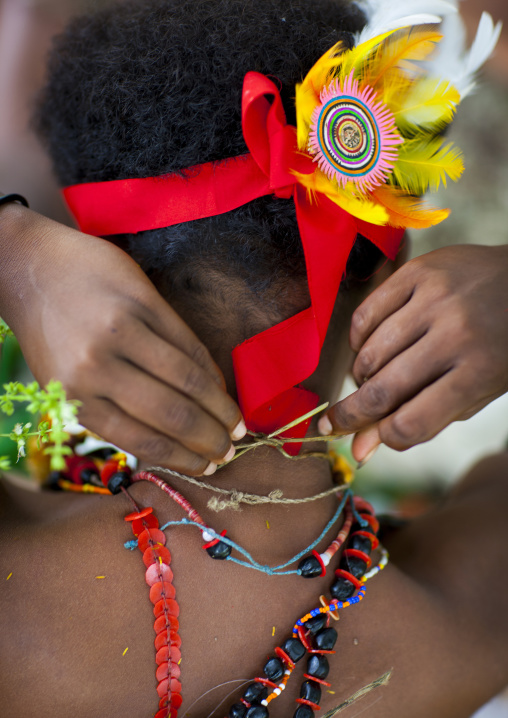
147,403,353,512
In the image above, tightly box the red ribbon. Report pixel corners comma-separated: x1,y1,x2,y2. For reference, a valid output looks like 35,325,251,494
63,72,404,451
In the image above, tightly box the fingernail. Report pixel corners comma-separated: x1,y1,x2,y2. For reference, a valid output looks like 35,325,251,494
203,462,217,476
231,419,247,441
318,416,333,436
357,445,379,469
222,445,236,463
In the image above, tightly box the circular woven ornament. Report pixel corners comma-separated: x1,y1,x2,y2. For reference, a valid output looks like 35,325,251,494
308,71,402,193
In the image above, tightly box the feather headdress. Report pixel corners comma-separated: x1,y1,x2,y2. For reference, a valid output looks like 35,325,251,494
294,3,502,228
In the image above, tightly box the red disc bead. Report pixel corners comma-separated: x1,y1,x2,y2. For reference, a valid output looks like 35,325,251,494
132,514,159,537
154,615,179,637
154,709,169,718
255,677,278,689
170,664,181,681
150,581,176,604
274,646,295,669
125,507,153,522
303,674,331,687
138,528,167,552
352,530,379,551
145,563,174,586
343,548,372,569
156,662,171,683
157,679,169,698
153,601,180,624
357,512,379,534
311,549,326,577
171,693,183,709
152,594,178,615
334,568,362,590
143,546,171,568
154,627,180,651
296,698,321,710
101,458,121,486
156,646,182,666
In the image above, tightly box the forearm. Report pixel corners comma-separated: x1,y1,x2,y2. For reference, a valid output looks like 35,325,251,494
0,203,50,329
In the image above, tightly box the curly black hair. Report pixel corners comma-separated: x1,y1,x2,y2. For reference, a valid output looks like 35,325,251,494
35,0,383,310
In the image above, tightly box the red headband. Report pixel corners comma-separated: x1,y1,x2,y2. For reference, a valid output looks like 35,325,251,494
64,72,404,451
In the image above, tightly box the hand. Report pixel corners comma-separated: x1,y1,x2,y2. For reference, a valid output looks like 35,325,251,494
0,206,245,475
318,244,508,462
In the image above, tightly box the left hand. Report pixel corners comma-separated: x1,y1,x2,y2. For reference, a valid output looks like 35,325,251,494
318,244,508,462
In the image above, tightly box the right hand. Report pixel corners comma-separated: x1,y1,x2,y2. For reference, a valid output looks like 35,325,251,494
0,207,245,475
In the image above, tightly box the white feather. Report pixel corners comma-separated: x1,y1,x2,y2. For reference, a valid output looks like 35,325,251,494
355,0,458,44
428,12,502,97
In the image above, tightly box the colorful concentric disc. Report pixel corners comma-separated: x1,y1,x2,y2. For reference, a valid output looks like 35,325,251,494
308,71,403,193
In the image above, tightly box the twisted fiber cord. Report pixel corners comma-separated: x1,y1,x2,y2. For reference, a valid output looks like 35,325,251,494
146,403,350,511
145,464,349,512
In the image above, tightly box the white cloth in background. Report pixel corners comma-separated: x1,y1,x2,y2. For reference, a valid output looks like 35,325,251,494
472,689,508,718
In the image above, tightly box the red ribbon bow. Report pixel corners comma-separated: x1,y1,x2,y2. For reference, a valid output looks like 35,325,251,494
63,72,404,450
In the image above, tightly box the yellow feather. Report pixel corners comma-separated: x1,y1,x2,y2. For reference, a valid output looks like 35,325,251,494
392,77,460,133
335,29,398,82
392,137,464,194
295,27,444,150
294,169,389,225
295,31,397,150
358,28,443,90
295,40,348,149
372,187,450,229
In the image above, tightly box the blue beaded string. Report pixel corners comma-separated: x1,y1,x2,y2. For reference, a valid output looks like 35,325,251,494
124,489,354,577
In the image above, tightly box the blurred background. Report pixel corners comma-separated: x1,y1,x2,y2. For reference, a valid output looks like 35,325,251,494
0,0,507,714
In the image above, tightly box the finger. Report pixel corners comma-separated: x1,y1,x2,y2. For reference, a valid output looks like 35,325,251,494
377,369,492,451
350,264,416,352
137,292,227,389
78,398,215,476
108,362,234,463
352,300,428,384
351,424,381,464
123,319,244,439
319,336,449,435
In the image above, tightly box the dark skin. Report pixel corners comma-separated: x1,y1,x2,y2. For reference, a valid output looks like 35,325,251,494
0,204,245,477
1,203,507,473
319,244,508,462
1,263,507,718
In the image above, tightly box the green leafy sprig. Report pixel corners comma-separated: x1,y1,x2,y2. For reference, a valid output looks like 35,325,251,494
0,380,80,472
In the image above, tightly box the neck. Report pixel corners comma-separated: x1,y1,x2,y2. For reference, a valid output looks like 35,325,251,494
135,430,347,566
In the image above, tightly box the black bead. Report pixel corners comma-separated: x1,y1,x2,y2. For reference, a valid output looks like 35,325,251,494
340,554,368,579
264,656,284,682
245,707,269,718
107,471,132,495
352,522,375,537
314,626,338,651
330,576,356,600
243,683,268,704
350,534,373,554
281,637,306,663
205,540,232,559
298,554,322,578
229,703,247,718
300,679,322,704
304,614,327,635
45,471,64,490
307,654,330,679
79,467,101,486
294,706,314,718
